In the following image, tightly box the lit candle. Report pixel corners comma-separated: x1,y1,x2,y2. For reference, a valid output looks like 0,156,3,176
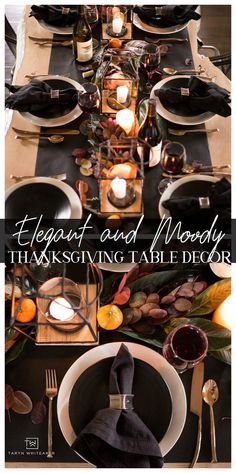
117,85,129,104
116,109,134,134
212,294,232,330
111,176,127,199
112,16,123,34
49,296,74,321
209,262,231,279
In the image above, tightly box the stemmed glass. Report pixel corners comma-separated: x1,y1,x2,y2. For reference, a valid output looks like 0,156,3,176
158,141,187,195
162,324,208,373
140,43,161,93
78,82,101,136
84,6,99,50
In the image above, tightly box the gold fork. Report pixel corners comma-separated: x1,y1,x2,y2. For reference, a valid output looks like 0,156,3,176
45,369,58,459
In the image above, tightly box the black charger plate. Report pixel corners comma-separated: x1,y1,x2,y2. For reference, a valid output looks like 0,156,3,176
159,77,204,117
5,182,71,221
31,79,77,119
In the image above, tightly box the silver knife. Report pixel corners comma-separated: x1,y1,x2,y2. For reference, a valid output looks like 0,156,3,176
189,362,204,468
12,127,80,136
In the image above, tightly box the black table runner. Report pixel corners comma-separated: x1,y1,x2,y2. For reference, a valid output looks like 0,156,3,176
35,21,211,219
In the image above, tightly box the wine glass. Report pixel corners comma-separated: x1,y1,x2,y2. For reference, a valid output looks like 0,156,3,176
158,141,187,195
162,324,208,373
140,43,161,93
78,82,101,135
84,6,99,50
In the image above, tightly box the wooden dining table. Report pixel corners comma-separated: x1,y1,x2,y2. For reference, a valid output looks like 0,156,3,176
5,6,231,469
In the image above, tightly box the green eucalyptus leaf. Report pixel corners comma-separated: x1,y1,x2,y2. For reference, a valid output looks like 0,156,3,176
211,348,231,365
5,336,29,365
128,269,193,293
118,327,164,348
188,278,231,316
101,273,123,304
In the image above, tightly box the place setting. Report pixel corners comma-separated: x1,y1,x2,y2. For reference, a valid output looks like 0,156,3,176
5,3,232,469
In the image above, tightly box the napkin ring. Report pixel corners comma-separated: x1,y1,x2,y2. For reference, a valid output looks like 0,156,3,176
199,197,210,208
109,394,134,410
61,7,70,15
50,89,60,99
155,7,162,16
181,88,190,96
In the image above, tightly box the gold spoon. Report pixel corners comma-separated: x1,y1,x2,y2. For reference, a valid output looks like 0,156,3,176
202,379,219,463
182,164,231,174
163,67,203,75
15,134,65,144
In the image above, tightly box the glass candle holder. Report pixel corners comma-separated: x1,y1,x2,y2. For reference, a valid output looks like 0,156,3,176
106,6,128,38
36,277,84,332
162,324,208,373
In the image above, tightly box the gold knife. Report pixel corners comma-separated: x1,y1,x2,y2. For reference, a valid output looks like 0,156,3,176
12,127,80,136
189,362,204,468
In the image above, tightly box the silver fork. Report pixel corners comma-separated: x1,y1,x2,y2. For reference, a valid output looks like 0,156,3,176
45,369,58,459
168,128,220,136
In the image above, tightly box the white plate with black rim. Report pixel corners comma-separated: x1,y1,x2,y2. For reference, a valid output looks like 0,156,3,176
5,177,82,221
159,175,219,219
57,341,186,463
151,75,215,125
133,12,189,35
20,75,83,127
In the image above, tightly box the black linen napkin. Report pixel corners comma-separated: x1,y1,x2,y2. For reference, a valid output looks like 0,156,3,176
5,80,78,115
134,5,200,27
72,343,164,468
155,76,231,117
29,5,78,27
162,178,231,222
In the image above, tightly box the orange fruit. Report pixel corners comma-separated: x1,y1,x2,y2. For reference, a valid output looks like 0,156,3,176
97,304,123,330
15,298,36,323
109,38,122,49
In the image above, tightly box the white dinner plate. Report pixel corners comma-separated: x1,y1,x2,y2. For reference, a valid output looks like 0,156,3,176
97,262,137,273
151,76,215,125
38,18,73,35
5,177,83,220
133,13,189,35
20,75,83,127
159,175,219,219
57,341,186,461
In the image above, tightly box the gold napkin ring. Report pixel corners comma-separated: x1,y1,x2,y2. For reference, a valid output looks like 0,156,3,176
109,394,134,410
62,7,70,15
50,89,60,99
199,197,210,208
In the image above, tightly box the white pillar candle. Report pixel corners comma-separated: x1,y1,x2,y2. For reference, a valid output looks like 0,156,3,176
49,296,74,321
116,85,129,104
209,262,231,278
116,109,134,135
111,176,127,199
212,294,232,330
112,16,123,34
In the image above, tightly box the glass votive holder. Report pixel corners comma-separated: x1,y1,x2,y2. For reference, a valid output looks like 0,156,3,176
106,6,128,38
36,277,84,332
